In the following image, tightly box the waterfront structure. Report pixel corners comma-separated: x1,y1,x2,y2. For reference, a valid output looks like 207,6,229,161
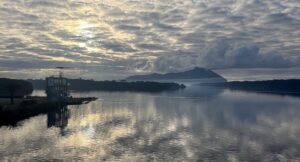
46,76,70,102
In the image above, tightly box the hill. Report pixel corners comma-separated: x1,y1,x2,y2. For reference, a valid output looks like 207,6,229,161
126,67,226,82
208,79,300,96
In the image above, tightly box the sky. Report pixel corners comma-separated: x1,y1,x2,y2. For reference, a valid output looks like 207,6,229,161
0,0,299,80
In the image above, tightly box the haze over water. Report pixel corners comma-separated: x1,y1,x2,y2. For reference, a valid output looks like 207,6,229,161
1,86,300,161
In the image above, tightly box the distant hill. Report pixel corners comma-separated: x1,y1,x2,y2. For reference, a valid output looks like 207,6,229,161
0,78,33,97
206,79,300,96
126,67,226,82
28,79,185,92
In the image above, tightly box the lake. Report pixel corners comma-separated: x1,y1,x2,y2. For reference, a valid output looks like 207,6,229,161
1,85,300,161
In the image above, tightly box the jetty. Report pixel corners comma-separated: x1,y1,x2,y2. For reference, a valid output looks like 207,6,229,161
0,96,97,126
0,71,97,126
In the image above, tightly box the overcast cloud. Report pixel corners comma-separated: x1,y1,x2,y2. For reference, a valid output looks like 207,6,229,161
0,0,299,80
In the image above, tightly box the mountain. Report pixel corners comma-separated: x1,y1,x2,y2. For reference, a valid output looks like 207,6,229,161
126,67,226,82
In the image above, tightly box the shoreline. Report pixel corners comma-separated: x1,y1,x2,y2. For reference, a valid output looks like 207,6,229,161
200,79,300,97
0,97,97,126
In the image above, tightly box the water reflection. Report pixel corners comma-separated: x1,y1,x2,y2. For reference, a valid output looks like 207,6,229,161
1,86,300,161
47,106,70,135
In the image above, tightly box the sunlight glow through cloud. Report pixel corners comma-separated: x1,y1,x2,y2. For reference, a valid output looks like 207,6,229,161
0,0,299,80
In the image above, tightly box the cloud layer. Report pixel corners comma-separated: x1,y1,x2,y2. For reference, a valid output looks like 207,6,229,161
0,0,299,79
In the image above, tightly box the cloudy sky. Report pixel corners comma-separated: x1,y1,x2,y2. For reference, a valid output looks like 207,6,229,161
0,0,299,80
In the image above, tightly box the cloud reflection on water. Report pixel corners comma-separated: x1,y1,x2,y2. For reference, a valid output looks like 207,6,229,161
1,87,300,161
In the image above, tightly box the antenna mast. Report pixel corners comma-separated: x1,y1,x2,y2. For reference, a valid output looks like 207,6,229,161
56,67,68,78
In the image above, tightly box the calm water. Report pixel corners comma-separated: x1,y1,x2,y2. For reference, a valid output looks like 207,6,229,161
1,86,300,161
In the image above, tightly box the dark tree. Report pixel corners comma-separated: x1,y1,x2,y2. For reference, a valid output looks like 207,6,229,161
0,78,33,104
8,82,21,104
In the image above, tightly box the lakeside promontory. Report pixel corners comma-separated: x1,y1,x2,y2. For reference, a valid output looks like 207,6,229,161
28,79,185,92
